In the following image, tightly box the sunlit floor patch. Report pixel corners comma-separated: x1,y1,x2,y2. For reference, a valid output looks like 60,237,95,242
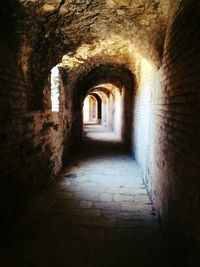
0,126,169,267
84,124,121,141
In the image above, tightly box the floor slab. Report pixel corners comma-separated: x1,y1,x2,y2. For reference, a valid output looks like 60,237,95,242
0,125,169,267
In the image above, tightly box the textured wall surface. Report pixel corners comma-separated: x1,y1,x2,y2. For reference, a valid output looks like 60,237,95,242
131,2,200,264
133,59,155,194
0,37,69,226
0,1,200,265
152,1,200,265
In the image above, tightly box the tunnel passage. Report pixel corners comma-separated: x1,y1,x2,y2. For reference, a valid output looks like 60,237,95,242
83,94,99,124
83,93,102,124
0,1,200,266
90,93,102,123
69,64,135,151
83,85,124,143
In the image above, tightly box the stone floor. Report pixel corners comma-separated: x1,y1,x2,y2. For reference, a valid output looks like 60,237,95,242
84,124,121,141
0,125,169,267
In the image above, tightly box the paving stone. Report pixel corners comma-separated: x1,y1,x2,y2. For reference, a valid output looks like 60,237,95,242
113,193,134,202
93,201,122,211
99,192,114,201
78,200,93,209
75,191,100,201
0,128,169,266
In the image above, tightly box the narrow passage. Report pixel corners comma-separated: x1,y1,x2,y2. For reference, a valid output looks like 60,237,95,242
1,126,169,267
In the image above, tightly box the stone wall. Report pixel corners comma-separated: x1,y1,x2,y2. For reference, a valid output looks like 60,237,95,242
0,36,69,227
1,1,200,264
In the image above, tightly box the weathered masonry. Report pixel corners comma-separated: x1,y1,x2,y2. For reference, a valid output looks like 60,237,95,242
0,0,200,266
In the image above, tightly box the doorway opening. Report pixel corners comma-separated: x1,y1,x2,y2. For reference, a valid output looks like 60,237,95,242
83,94,101,124
83,84,123,142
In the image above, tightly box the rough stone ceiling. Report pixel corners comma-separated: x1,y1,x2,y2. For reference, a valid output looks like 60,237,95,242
61,38,141,75
14,0,170,77
91,84,121,98
70,63,134,101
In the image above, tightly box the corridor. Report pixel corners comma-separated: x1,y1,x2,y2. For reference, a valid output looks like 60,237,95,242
1,126,168,267
1,0,200,266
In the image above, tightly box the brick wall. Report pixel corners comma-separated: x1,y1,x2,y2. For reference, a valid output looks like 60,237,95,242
1,1,200,263
0,37,69,227
133,59,156,195
132,1,200,264
152,0,200,265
